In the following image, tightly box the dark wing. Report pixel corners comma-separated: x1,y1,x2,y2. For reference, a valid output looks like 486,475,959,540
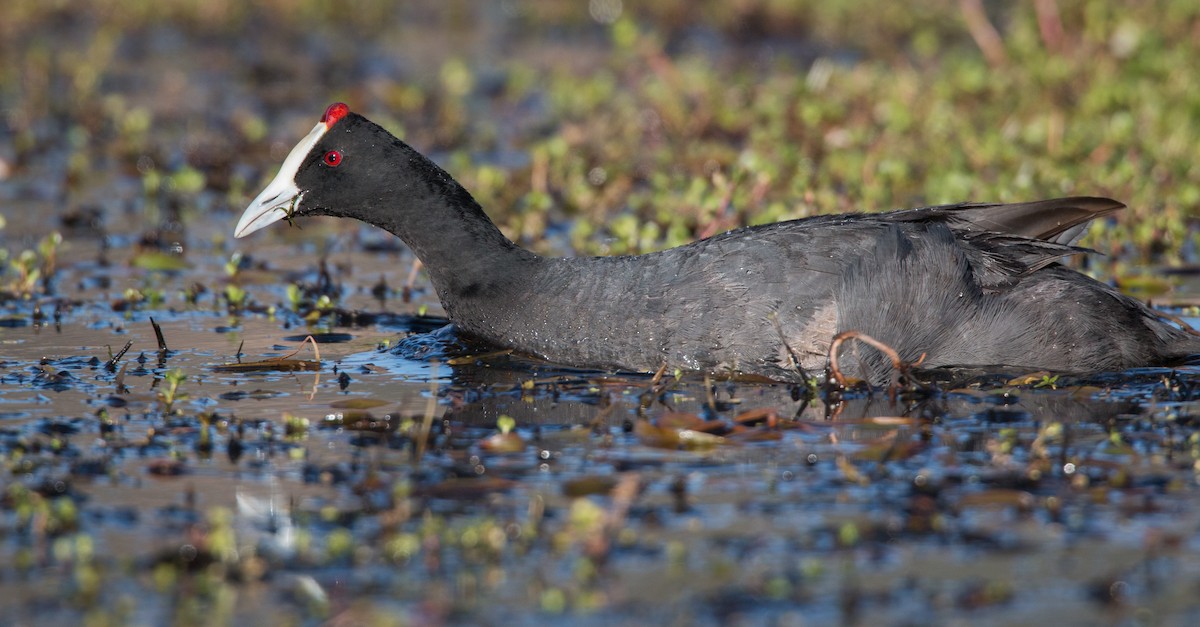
881,196,1125,245
957,231,1090,290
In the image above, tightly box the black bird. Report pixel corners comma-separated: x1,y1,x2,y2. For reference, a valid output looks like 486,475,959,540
235,103,1199,381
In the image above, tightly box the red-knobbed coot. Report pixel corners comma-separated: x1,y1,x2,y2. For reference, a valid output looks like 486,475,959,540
235,103,1200,381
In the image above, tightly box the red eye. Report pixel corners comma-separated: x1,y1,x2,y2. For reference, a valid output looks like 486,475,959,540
323,150,342,167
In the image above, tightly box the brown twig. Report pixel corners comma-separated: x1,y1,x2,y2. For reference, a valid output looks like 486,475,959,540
104,340,133,371
769,312,812,383
114,363,129,395
1155,310,1200,336
446,349,513,365
587,400,618,434
150,317,168,353
280,336,322,399
531,149,548,195
602,472,641,549
960,0,1007,67
280,335,322,363
414,362,439,463
403,258,423,303
827,330,918,401
1034,0,1065,54
828,331,903,386
703,375,718,413
650,362,669,387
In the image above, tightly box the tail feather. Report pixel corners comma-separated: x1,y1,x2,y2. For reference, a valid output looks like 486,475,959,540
885,196,1125,245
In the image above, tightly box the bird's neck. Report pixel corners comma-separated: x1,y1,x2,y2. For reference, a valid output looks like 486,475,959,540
351,143,541,305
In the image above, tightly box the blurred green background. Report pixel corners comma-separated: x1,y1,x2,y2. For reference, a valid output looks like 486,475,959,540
2,0,1198,260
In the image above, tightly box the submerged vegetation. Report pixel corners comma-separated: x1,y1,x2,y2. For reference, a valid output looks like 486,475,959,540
2,0,1200,624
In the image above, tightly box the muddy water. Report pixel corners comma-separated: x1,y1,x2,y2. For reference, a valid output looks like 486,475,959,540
6,226,1200,624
